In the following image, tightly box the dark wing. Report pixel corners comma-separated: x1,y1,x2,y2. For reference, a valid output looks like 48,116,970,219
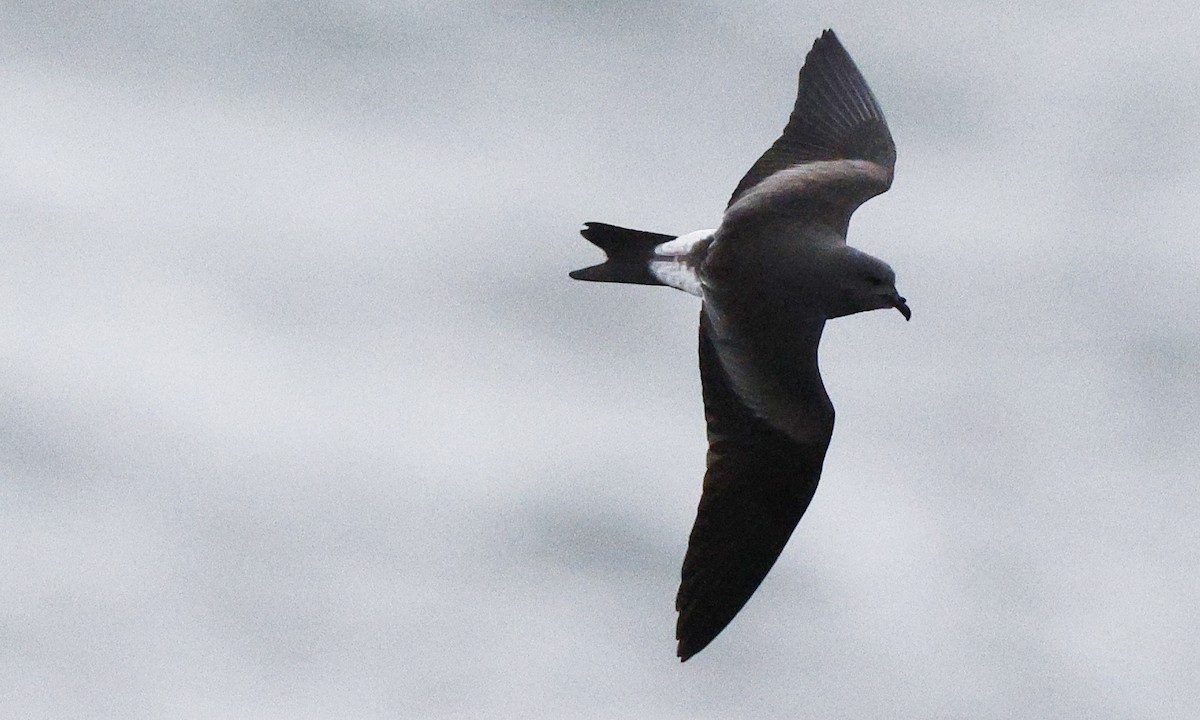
726,29,895,209
675,312,834,661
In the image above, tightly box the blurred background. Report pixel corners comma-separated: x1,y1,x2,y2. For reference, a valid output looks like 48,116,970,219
3,1,1198,717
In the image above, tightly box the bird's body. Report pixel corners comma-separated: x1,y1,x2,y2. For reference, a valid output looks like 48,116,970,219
570,30,909,661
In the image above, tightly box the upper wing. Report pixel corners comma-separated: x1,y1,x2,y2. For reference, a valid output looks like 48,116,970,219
725,30,895,221
675,311,834,661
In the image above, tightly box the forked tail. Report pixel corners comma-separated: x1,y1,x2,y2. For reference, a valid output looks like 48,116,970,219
569,222,677,286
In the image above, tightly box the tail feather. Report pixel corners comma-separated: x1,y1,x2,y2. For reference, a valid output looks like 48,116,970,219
569,222,677,286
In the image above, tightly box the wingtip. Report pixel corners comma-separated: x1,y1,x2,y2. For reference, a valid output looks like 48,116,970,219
676,630,717,662
675,615,716,663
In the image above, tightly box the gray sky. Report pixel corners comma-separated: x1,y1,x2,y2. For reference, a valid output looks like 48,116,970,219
3,1,1199,718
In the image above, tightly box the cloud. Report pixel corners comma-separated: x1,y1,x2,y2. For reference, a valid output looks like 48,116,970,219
3,1,1200,717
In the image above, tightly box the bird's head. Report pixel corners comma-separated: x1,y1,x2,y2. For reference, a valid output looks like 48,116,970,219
834,247,910,321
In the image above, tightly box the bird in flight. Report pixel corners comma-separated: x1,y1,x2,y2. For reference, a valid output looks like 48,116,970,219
570,30,909,661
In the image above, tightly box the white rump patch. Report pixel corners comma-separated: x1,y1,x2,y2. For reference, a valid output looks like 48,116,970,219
649,228,714,297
